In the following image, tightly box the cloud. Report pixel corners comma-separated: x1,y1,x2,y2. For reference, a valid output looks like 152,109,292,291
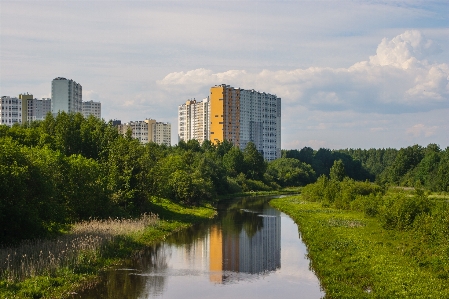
369,30,442,69
157,30,449,114
83,90,100,101
406,124,439,138
370,127,387,133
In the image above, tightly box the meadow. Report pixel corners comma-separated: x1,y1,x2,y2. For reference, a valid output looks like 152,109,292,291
270,193,449,298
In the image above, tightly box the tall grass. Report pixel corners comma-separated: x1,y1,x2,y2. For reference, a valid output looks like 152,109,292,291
0,213,158,282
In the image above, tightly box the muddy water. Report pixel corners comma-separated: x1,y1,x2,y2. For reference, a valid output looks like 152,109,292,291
75,197,324,299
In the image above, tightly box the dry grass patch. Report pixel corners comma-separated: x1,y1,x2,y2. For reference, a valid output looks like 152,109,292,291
0,213,158,283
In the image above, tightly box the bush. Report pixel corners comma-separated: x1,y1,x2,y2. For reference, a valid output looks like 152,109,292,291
226,176,242,194
378,192,432,230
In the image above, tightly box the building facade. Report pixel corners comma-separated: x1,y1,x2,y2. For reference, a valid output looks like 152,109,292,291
51,77,82,115
21,95,52,123
82,100,101,119
0,96,22,126
209,84,281,161
178,98,210,144
19,93,33,124
118,119,171,146
153,122,171,146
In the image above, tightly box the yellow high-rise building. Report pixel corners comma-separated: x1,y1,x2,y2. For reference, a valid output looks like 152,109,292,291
209,84,281,161
209,85,241,146
178,84,281,160
19,93,33,124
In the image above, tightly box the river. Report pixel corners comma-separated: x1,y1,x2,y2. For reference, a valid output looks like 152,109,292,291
74,196,324,298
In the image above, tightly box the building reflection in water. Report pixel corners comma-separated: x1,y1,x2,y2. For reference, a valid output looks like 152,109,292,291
208,208,281,283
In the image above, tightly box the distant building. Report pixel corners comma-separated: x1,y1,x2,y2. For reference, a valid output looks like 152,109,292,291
178,84,281,161
153,121,171,146
209,84,281,161
111,119,121,126
118,119,171,146
178,97,210,144
19,93,52,123
51,77,82,115
19,93,33,124
82,100,101,119
0,96,22,126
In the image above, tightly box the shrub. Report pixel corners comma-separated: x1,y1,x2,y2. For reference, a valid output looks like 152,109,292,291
378,192,432,230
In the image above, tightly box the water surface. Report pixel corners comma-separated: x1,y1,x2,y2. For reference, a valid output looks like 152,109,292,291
75,197,324,298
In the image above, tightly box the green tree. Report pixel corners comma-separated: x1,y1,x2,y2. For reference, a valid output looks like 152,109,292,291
243,142,266,180
223,146,245,177
267,158,315,187
330,160,346,182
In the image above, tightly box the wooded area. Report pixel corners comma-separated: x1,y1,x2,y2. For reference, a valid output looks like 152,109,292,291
1,112,447,244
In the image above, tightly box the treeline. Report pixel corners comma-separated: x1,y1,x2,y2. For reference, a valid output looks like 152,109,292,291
283,144,449,192
2,113,447,244
0,113,315,244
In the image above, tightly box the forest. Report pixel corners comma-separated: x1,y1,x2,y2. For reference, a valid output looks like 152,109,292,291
1,112,448,245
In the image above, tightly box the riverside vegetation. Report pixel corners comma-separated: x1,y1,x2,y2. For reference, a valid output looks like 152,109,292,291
271,161,449,298
0,112,314,298
1,112,448,298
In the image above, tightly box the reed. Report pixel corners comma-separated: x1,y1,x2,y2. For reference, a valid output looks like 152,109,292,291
0,213,158,282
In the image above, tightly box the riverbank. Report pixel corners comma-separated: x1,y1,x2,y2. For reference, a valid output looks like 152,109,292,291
270,195,449,299
218,187,302,200
0,197,216,299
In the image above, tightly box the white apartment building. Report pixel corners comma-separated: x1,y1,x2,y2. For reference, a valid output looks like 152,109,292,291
51,77,82,115
0,96,22,126
118,119,171,146
178,97,210,144
153,122,171,146
238,89,281,161
82,100,101,119
25,98,52,122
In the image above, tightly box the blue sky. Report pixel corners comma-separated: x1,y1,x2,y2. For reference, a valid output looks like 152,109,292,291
1,0,448,149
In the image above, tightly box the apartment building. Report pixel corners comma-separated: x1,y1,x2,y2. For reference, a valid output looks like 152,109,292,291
51,77,82,115
118,119,171,146
20,95,52,123
209,84,281,161
178,97,210,144
0,96,22,126
82,100,101,119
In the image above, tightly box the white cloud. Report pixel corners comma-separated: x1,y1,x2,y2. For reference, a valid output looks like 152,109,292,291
369,30,441,69
406,124,439,138
370,127,387,133
158,30,449,114
83,90,100,101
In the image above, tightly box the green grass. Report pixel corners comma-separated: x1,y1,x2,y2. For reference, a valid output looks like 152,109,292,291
0,198,216,299
219,187,301,199
270,195,449,299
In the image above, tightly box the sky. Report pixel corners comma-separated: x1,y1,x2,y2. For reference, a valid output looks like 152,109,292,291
1,0,448,150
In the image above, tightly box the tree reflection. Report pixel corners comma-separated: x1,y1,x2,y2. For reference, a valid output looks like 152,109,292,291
73,245,168,299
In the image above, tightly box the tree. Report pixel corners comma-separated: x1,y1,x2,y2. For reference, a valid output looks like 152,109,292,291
330,160,346,182
223,146,245,177
243,142,266,180
267,158,315,187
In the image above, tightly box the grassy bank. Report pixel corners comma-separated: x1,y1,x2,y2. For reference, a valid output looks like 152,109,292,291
270,195,449,299
0,197,216,299
218,187,302,200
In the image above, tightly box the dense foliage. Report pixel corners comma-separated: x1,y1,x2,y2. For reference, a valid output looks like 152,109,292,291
284,144,449,192
0,113,316,244
2,113,447,245
338,145,449,191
